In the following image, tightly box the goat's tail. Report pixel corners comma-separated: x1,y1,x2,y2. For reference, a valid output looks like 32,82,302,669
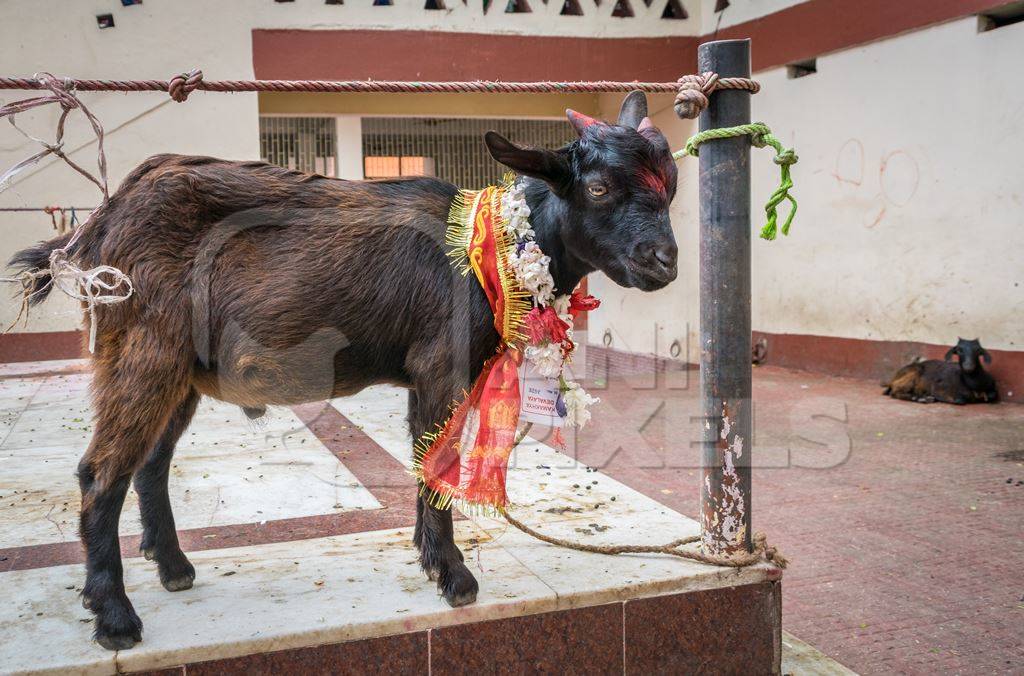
7,232,74,306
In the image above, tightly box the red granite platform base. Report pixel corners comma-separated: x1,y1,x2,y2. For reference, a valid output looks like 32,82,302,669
130,581,781,675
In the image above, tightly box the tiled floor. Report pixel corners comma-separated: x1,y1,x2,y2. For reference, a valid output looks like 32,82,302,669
577,355,1024,675
8,351,1012,673
1,360,793,675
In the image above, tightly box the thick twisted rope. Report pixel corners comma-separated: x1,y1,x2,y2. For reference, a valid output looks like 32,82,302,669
500,423,787,570
675,122,798,240
0,71,765,110
501,507,787,569
1,72,704,99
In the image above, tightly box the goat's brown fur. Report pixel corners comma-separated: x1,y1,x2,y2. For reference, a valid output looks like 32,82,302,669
9,92,681,650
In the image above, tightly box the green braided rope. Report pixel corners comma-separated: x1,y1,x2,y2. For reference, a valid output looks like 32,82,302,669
672,122,798,241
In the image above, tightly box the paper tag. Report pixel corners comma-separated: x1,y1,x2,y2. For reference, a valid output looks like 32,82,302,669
519,362,565,428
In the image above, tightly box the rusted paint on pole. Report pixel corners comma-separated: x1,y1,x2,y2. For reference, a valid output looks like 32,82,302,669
698,39,753,556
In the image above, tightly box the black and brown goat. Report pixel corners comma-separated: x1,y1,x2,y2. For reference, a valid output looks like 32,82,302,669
9,92,679,650
883,338,999,404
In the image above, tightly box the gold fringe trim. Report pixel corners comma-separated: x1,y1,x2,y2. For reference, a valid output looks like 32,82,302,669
445,187,483,277
410,390,467,511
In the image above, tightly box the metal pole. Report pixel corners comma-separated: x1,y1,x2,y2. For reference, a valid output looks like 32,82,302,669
698,39,753,556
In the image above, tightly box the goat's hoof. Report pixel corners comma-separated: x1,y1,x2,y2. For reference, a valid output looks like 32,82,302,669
140,547,155,561
94,602,143,651
425,567,440,582
439,563,478,608
158,553,196,592
161,573,195,592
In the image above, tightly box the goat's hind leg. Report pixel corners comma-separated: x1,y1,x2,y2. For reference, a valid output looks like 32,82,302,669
80,333,190,650
134,389,199,591
408,389,478,607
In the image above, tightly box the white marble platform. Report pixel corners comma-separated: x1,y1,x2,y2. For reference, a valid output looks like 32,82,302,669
0,362,777,675
0,366,378,549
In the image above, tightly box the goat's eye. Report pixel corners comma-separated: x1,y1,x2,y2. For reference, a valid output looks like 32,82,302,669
587,184,608,197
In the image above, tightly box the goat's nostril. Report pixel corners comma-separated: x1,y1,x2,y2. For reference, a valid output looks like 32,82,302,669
653,244,676,269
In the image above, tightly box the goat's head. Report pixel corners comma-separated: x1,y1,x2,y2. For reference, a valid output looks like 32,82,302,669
484,91,678,291
945,337,992,373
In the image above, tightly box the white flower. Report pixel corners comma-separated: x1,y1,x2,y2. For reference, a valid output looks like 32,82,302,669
525,342,563,379
563,382,599,429
501,183,534,240
552,294,574,326
509,241,555,306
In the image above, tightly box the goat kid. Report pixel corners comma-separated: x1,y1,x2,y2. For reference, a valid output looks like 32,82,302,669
883,338,999,404
8,91,678,650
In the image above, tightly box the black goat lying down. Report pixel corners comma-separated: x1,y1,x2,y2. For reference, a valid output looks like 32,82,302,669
883,338,999,404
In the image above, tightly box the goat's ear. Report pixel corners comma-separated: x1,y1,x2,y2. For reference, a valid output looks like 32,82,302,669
944,347,957,362
980,348,992,364
617,90,648,129
484,131,571,192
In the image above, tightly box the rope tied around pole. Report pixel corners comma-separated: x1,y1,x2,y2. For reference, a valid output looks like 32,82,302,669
674,71,761,120
0,73,133,349
675,122,798,241
498,423,787,570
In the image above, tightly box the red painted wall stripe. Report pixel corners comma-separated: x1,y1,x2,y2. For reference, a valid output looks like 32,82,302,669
252,1,1009,81
252,30,697,82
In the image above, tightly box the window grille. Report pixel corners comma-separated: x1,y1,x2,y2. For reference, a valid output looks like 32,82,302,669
259,117,337,176
361,117,575,189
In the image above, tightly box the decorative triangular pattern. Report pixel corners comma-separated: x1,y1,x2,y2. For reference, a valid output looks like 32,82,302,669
505,0,531,11
424,0,445,8
560,0,583,15
661,0,686,19
611,0,633,17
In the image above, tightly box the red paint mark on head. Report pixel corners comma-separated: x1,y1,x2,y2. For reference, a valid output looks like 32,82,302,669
639,168,667,197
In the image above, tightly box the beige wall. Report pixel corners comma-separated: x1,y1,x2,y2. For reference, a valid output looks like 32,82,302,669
590,15,1024,359
2,2,1021,357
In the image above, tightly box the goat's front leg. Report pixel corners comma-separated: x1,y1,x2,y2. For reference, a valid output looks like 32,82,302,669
408,389,479,607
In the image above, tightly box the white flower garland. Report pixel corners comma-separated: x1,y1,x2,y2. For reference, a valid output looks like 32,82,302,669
503,179,598,429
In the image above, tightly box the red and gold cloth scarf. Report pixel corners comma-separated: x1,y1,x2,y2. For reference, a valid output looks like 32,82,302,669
412,179,531,512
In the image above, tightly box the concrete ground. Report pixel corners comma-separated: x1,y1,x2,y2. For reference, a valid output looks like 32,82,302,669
578,360,1024,675
2,356,1020,673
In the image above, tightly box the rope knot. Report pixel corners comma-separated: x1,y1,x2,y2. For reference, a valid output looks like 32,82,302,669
674,72,718,119
773,148,798,166
674,72,761,120
168,69,203,102
33,73,79,111
753,532,788,569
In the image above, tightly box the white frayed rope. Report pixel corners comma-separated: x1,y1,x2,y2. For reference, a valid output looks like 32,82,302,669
0,74,133,351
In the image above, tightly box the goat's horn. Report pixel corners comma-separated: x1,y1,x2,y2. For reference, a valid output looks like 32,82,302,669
566,109,603,137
